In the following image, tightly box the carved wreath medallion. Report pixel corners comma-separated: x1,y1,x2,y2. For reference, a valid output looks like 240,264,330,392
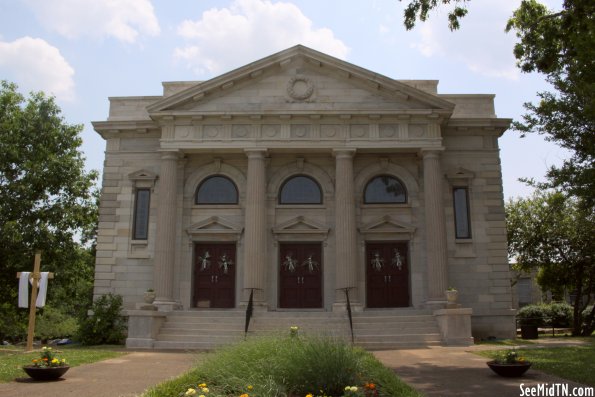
287,76,314,101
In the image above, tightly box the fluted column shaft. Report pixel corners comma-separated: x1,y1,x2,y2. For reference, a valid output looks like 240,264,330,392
334,149,358,294
153,151,179,307
243,149,268,303
423,150,448,302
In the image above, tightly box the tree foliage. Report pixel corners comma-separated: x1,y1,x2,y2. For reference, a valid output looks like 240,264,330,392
0,81,98,340
399,0,469,30
506,191,595,335
506,0,595,208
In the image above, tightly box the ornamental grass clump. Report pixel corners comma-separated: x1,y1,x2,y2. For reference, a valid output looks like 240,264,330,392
144,334,421,397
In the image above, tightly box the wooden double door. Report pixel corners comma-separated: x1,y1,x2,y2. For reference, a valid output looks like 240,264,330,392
366,242,410,308
194,243,235,308
279,243,323,308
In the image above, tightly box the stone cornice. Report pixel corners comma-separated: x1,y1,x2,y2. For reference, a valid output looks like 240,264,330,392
445,118,512,136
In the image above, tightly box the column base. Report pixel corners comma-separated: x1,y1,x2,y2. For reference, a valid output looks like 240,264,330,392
424,300,447,310
433,307,474,346
153,299,182,312
332,302,364,312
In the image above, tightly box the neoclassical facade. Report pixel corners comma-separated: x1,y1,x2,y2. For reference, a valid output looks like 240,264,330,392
93,45,516,346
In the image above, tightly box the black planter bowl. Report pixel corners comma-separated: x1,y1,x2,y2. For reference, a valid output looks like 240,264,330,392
22,365,70,381
487,361,532,377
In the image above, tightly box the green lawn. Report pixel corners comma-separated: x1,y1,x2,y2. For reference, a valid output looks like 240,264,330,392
0,345,126,383
476,337,595,386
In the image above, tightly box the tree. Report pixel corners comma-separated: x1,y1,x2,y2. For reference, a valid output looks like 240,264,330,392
399,0,595,207
0,81,98,341
399,0,469,31
506,191,595,336
506,0,595,208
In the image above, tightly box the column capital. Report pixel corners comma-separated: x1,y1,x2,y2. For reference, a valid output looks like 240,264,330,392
158,150,181,161
332,148,356,159
420,147,445,159
244,148,268,159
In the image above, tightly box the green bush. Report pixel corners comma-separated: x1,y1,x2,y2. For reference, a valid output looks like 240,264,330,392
582,305,594,334
546,302,573,327
517,304,547,326
143,335,421,397
77,293,126,345
35,306,79,340
517,303,574,328
0,302,27,342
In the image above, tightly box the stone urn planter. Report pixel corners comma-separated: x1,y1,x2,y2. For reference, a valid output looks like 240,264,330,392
22,365,70,381
143,289,156,304
445,288,458,304
487,361,532,377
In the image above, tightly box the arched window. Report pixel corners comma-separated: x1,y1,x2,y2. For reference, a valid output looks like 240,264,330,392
364,175,407,204
196,175,238,204
279,175,322,204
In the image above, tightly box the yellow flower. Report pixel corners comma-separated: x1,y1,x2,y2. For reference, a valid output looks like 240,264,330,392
247,385,253,390
201,387,209,393
198,383,207,387
185,388,197,396
51,358,59,364
240,394,249,397
306,394,313,397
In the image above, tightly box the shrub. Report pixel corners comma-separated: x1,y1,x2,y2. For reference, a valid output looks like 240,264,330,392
517,304,547,326
77,293,126,345
143,335,421,397
582,305,594,334
35,306,79,340
546,302,573,327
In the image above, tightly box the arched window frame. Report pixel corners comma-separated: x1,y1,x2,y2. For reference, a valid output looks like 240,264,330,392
278,174,323,205
195,175,239,205
363,174,408,204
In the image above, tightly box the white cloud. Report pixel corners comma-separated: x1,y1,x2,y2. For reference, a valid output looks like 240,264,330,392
24,0,160,43
174,0,349,76
408,0,521,80
0,37,75,101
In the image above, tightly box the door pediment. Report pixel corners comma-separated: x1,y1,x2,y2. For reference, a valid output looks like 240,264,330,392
360,215,416,238
187,216,243,241
272,216,329,242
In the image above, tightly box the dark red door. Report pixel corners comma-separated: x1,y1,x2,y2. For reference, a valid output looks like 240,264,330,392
194,243,235,308
366,242,409,308
279,243,322,308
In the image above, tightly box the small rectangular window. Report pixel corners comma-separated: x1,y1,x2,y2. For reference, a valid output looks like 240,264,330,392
133,188,151,240
453,187,471,239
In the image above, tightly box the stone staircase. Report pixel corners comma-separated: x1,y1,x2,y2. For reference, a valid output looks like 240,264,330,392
153,309,442,350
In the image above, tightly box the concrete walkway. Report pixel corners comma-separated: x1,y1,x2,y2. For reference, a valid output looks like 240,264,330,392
374,341,590,397
0,340,590,397
0,351,196,397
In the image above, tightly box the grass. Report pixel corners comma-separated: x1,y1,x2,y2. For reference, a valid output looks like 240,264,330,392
476,337,595,386
143,335,421,397
0,344,126,383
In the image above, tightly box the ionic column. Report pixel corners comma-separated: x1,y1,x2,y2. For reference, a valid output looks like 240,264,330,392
422,149,449,303
243,149,268,304
153,151,180,310
333,149,358,303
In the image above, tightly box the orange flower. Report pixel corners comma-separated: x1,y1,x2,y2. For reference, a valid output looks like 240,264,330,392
240,394,249,397
365,382,376,390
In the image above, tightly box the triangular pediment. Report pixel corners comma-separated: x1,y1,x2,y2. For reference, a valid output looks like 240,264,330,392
360,215,416,236
187,216,243,236
128,169,157,181
147,45,454,116
272,216,329,236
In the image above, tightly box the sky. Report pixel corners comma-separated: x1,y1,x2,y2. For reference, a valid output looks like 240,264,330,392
0,0,569,200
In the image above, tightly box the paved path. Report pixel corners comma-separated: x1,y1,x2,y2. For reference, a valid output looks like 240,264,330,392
374,342,590,397
0,341,590,397
0,351,196,397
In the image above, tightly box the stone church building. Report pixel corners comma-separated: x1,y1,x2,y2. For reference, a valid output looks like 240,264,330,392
93,45,516,349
